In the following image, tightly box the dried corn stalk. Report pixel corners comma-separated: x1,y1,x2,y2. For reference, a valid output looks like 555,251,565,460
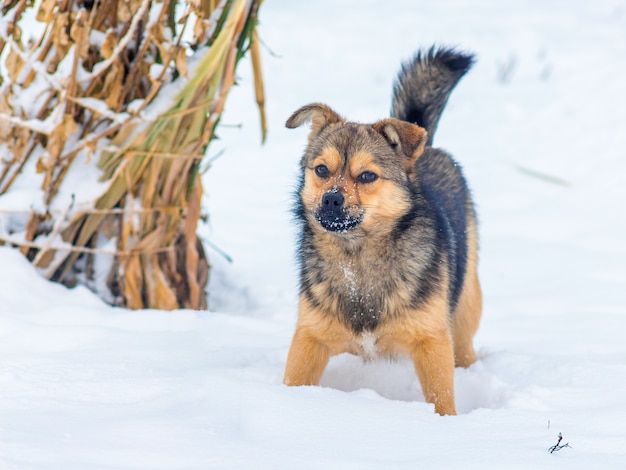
0,0,265,309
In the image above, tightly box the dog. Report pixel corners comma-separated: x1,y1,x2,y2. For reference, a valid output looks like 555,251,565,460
283,46,482,416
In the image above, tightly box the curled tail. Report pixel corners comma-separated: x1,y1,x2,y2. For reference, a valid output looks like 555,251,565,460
392,46,475,146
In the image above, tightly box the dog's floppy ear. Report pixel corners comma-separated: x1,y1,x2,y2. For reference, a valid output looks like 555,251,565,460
372,118,427,168
286,103,344,141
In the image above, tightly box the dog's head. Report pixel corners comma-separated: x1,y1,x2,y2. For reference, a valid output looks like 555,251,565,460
287,103,427,238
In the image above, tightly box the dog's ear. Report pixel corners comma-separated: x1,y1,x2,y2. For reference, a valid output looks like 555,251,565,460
372,118,427,168
286,103,344,141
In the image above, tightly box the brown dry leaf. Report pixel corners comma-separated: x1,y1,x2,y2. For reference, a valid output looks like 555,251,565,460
63,112,80,136
193,18,208,44
190,0,216,19
187,0,203,12
130,0,144,16
184,241,202,310
34,249,57,269
149,18,164,42
175,47,188,79
7,23,22,42
117,0,133,24
250,29,267,143
144,256,179,310
0,124,13,144
160,247,180,285
149,22,171,66
183,176,203,308
133,223,166,253
84,140,98,164
12,126,31,161
102,61,125,108
0,89,12,113
184,176,202,239
128,224,178,309
117,0,144,24
5,49,25,83
0,90,15,140
177,10,191,25
35,157,47,174
21,213,43,255
42,114,79,185
36,0,57,23
47,114,79,158
101,30,118,60
121,218,133,250
51,12,71,58
70,11,90,59
122,254,144,309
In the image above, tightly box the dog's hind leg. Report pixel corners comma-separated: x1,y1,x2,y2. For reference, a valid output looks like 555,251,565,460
452,222,482,368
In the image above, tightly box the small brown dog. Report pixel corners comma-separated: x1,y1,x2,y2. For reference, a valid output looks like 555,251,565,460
283,47,482,415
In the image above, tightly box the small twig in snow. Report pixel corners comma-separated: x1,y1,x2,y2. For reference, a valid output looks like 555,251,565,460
548,432,572,454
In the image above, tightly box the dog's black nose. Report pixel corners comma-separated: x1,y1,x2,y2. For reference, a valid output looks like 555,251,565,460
316,191,361,232
322,192,344,212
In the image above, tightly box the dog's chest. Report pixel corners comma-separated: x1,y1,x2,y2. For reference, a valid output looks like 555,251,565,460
332,260,389,332
356,330,379,359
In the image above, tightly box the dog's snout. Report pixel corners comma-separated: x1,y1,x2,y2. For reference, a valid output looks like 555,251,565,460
322,192,344,211
316,190,361,232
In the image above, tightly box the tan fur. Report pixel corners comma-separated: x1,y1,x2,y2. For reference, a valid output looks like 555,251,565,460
371,118,427,170
451,217,482,368
284,280,458,415
285,103,345,143
358,178,413,233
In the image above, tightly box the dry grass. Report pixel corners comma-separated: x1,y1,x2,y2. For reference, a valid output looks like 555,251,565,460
0,0,265,309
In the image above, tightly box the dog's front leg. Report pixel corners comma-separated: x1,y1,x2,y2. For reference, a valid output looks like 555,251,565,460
284,295,352,386
283,326,330,386
410,331,457,416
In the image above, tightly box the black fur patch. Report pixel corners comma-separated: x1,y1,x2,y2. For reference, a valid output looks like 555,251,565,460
417,148,472,310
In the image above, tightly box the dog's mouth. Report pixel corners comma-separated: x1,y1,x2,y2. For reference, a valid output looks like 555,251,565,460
312,190,364,233
315,210,363,233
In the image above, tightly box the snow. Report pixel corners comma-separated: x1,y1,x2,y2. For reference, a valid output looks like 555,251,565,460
2,0,626,468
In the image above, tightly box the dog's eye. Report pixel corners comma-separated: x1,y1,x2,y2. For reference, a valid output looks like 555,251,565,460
315,165,330,178
357,171,378,184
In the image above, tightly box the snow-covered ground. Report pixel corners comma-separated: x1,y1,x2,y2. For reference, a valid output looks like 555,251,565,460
2,0,626,468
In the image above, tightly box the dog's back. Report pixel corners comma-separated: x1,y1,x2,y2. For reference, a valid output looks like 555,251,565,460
392,47,477,312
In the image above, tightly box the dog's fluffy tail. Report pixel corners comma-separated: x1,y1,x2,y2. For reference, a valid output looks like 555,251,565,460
392,46,474,146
